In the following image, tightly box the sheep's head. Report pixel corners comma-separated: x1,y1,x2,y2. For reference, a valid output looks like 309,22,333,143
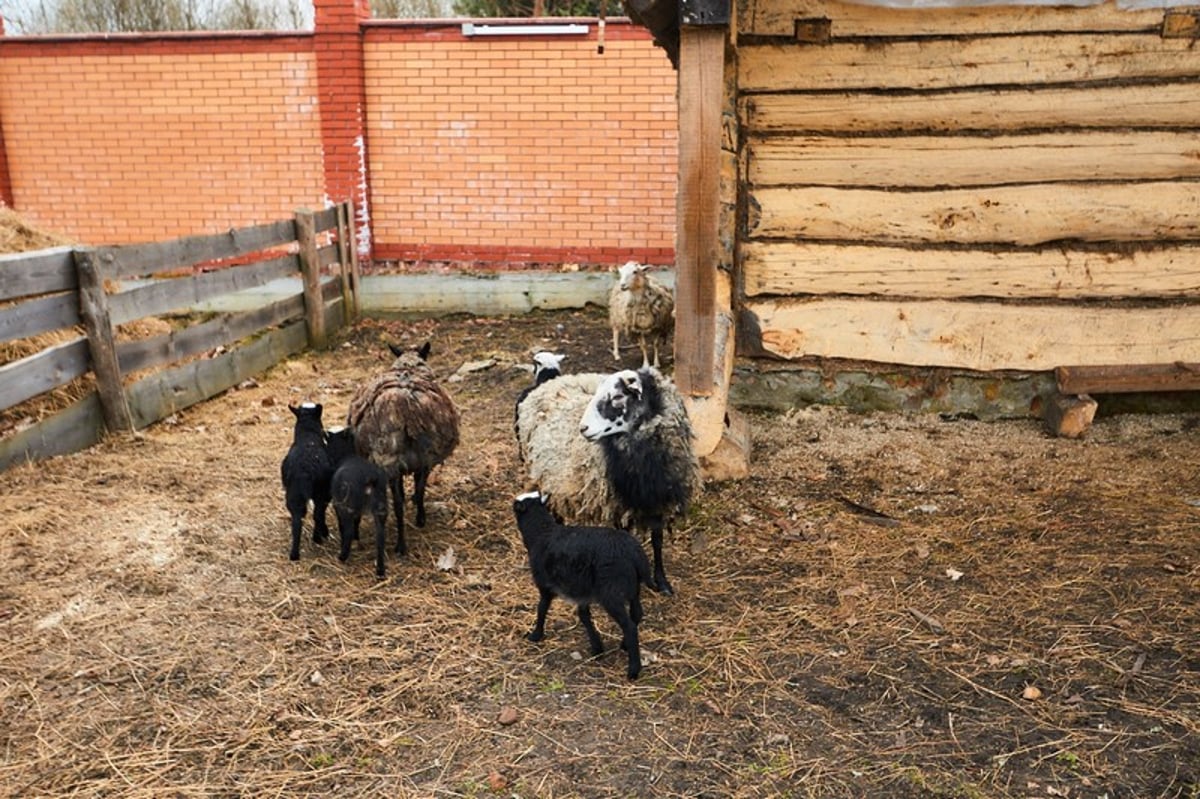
387,341,432,371
512,490,548,516
531,351,565,381
615,260,646,291
289,402,324,423
580,370,644,440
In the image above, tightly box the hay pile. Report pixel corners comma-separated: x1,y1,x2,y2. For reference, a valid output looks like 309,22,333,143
0,308,1197,798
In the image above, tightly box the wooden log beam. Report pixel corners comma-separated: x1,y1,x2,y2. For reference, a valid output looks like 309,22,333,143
1056,363,1200,395
74,249,134,433
295,209,328,350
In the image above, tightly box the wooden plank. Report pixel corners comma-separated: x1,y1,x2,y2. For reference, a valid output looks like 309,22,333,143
74,250,133,433
739,35,1200,93
741,82,1200,134
95,219,297,281
743,297,1200,371
313,206,340,233
742,241,1200,300
0,292,80,345
0,393,104,473
744,0,1167,38
116,294,306,376
747,131,1200,188
0,246,76,301
335,201,357,322
345,200,363,319
746,182,1200,245
125,320,309,430
1056,363,1200,394
0,336,90,413
675,26,724,397
295,210,327,350
107,255,298,326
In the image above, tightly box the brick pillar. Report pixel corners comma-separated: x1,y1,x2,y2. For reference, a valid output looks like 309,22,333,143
314,0,372,261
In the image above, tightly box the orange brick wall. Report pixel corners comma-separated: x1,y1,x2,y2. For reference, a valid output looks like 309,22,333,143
0,36,325,246
0,19,678,267
363,22,677,266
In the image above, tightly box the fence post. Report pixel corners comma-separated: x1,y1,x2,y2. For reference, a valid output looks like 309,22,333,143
295,209,328,349
74,249,134,433
336,201,360,322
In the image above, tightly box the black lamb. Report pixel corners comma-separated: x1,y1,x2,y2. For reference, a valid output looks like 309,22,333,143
326,426,391,579
512,491,655,680
280,402,332,563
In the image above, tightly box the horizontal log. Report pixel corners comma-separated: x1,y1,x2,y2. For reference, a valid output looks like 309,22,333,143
741,82,1200,135
125,319,309,430
96,219,297,281
739,35,1200,93
741,242,1200,299
108,255,299,325
0,292,80,345
743,0,1167,37
743,297,1200,371
1056,362,1200,394
117,294,306,376
0,393,104,473
313,206,339,234
0,336,90,413
747,131,1200,188
746,182,1200,245
0,247,76,301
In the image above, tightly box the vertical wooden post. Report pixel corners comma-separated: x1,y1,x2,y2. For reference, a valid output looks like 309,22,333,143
346,200,363,319
295,209,328,349
74,249,134,433
336,201,360,321
674,25,725,397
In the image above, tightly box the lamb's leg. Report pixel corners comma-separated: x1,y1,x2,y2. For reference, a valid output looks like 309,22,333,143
390,474,407,556
285,491,306,560
630,591,644,626
527,587,554,642
288,512,303,561
577,605,604,656
413,467,429,528
650,525,673,595
371,506,388,580
312,494,330,543
602,599,642,680
336,508,357,562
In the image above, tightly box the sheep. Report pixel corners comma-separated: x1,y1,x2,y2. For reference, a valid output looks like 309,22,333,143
325,426,391,579
513,351,566,447
512,491,655,680
346,341,460,558
280,402,333,563
516,366,699,595
608,260,674,368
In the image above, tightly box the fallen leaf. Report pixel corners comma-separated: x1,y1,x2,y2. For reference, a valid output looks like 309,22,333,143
945,567,964,582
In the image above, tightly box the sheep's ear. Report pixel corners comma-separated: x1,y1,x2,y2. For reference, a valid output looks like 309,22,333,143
417,341,432,361
288,404,300,417
388,343,403,357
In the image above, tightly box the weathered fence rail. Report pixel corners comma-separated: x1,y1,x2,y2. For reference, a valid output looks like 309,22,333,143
0,203,359,472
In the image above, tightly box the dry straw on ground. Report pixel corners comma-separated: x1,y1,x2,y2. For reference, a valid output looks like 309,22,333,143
1,306,1196,798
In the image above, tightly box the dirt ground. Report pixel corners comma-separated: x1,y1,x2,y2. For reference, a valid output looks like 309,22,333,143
1,307,1197,799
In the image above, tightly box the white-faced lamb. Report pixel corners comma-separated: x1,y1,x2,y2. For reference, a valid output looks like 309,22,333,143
280,402,333,563
346,341,460,558
516,366,699,595
608,261,674,368
513,491,655,680
326,426,391,579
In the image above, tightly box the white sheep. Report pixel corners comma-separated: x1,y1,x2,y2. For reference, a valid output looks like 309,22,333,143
608,261,674,368
516,366,699,595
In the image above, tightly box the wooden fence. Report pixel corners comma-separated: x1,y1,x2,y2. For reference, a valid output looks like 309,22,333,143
0,203,360,472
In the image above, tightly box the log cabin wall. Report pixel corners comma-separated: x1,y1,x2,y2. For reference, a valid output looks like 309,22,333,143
734,0,1200,376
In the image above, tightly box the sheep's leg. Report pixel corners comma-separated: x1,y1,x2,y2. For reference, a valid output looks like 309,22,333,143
285,490,307,560
577,605,604,656
527,587,554,642
630,591,644,626
336,509,357,563
390,474,407,556
413,467,429,528
312,494,330,544
611,327,621,361
602,599,642,680
650,526,673,595
638,335,650,369
288,512,303,561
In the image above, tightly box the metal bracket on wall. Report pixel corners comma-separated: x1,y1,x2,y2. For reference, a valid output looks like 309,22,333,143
680,0,730,27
